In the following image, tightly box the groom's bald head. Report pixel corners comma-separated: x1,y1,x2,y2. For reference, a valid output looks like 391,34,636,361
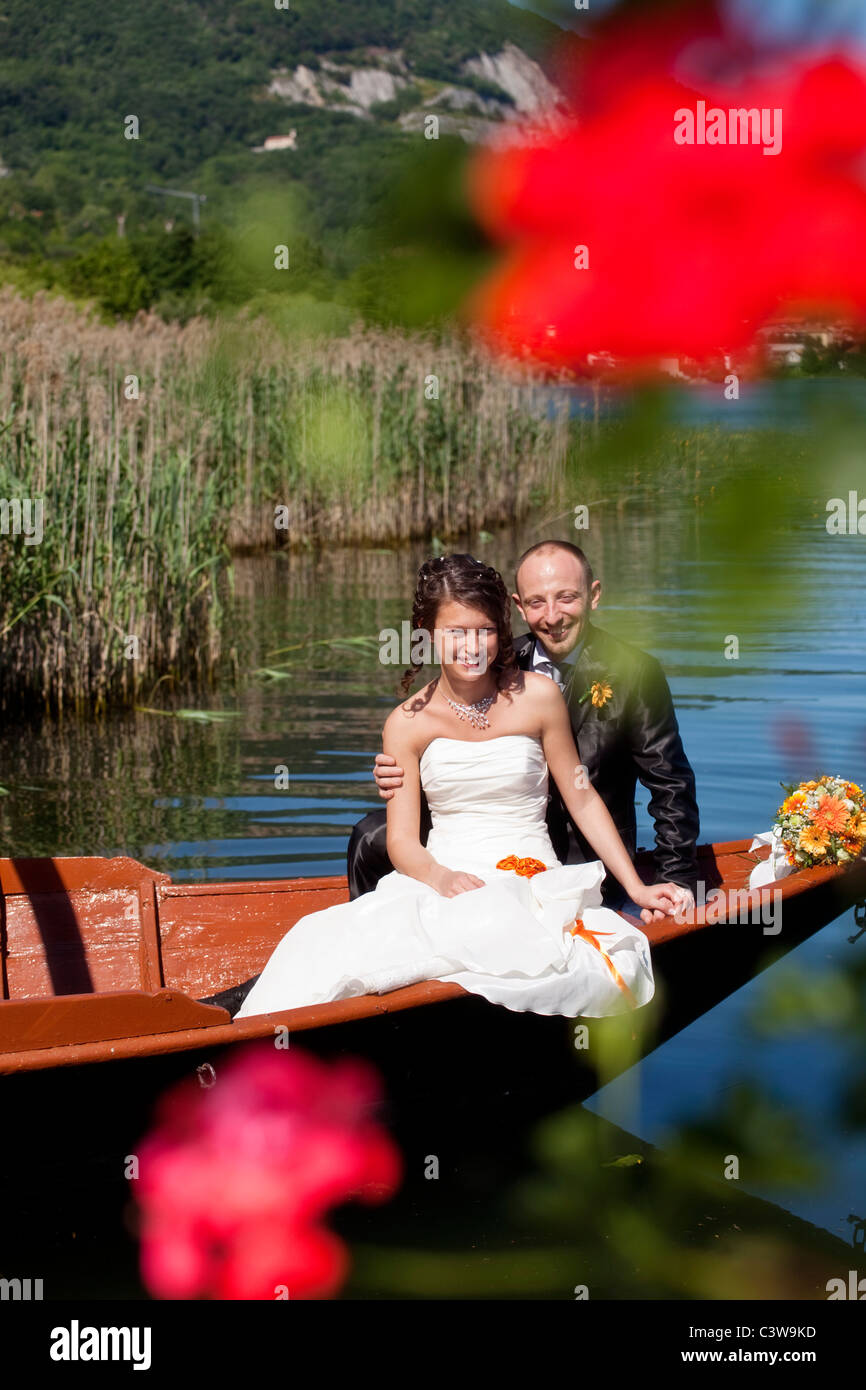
514,541,594,594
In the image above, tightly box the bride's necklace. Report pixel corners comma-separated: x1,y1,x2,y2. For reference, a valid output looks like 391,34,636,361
442,691,495,730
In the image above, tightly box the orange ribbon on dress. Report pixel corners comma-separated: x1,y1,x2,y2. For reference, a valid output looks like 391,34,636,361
569,917,638,1009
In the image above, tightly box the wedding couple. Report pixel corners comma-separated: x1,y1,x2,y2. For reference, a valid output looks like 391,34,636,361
234,541,700,1021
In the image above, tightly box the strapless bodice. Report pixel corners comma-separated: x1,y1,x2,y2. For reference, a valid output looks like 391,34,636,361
420,733,559,871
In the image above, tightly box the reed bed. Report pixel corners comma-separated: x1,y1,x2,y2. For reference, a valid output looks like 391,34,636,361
226,331,569,548
0,289,568,711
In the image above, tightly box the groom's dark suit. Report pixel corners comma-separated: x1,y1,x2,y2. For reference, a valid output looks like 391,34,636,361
346,621,699,903
513,624,699,896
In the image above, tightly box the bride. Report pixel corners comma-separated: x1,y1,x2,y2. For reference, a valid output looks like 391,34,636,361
236,554,678,1022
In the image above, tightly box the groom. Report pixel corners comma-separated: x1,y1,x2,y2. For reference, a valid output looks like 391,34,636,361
347,540,699,919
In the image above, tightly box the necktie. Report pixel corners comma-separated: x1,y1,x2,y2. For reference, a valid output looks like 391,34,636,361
535,657,562,688
561,660,579,699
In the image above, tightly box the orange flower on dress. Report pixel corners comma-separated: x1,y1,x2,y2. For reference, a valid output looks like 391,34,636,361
812,795,850,836
847,811,866,839
782,792,807,813
517,857,548,877
496,855,548,878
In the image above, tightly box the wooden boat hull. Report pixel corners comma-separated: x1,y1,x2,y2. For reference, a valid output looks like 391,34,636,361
0,842,864,1078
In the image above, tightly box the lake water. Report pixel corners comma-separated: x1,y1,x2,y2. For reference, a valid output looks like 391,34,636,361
563,373,866,429
0,447,864,1272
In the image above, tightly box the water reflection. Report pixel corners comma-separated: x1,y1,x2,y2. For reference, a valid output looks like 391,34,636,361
589,911,866,1239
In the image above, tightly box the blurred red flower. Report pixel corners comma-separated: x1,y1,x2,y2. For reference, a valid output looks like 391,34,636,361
773,715,816,764
132,1044,402,1300
464,6,866,372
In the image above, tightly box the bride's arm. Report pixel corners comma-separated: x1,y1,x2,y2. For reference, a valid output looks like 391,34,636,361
382,710,484,897
536,677,678,921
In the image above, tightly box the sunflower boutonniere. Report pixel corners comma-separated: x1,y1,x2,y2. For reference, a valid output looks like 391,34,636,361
578,680,613,710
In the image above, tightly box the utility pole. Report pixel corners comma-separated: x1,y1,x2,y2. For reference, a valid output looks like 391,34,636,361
145,184,207,234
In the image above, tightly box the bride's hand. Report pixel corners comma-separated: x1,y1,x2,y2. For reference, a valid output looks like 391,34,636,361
628,881,683,924
431,867,486,898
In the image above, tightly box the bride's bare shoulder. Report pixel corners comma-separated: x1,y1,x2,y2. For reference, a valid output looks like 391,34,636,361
521,670,563,703
383,680,438,740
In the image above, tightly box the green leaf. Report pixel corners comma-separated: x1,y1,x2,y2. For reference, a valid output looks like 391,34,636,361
135,705,239,722
266,635,379,659
0,571,76,638
174,708,240,722
188,549,231,581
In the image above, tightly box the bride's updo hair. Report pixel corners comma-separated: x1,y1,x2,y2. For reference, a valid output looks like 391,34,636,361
400,553,517,696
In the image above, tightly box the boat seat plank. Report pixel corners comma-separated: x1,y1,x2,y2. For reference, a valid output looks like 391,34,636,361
0,856,169,895
0,990,230,1054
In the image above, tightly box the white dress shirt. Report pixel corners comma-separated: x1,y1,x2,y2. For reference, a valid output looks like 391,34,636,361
530,634,584,693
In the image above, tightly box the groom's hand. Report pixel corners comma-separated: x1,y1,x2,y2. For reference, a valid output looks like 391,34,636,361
631,881,679,923
373,752,405,800
648,882,696,923
662,883,696,923
630,881,694,923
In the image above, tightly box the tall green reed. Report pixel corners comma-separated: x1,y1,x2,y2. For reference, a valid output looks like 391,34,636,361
0,289,568,711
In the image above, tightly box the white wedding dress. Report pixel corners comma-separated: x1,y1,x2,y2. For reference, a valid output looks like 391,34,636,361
236,734,655,1020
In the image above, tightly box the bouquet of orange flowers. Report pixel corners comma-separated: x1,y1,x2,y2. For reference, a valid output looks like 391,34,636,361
775,776,866,869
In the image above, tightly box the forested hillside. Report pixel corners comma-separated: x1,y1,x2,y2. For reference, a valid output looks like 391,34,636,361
0,0,563,323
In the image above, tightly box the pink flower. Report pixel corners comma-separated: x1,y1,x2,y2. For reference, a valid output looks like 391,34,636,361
132,1045,401,1300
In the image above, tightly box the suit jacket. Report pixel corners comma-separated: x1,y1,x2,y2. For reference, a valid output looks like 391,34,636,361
514,623,699,892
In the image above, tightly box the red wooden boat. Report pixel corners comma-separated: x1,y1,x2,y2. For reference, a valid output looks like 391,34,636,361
0,842,864,1077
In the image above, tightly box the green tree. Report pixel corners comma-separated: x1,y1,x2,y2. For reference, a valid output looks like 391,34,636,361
61,238,151,317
